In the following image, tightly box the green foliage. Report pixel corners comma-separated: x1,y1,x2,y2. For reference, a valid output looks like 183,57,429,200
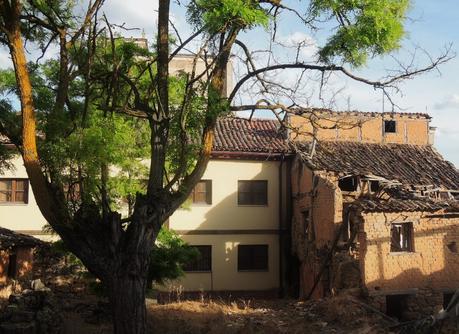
148,228,199,286
50,239,84,267
187,0,269,33
310,0,410,66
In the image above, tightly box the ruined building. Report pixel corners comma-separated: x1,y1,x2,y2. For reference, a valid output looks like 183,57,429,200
290,110,459,319
1,109,458,319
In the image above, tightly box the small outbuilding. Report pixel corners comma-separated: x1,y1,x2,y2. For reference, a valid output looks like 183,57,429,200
0,227,43,285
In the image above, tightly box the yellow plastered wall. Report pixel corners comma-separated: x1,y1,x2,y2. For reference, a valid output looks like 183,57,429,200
166,159,283,291
169,160,281,231
162,234,279,292
0,155,48,240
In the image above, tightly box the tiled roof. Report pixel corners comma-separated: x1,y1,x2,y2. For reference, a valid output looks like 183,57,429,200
213,118,289,154
0,227,43,249
292,108,431,119
351,188,457,213
297,141,459,190
354,197,454,213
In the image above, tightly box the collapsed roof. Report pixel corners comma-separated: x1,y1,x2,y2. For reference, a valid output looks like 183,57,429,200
295,141,459,190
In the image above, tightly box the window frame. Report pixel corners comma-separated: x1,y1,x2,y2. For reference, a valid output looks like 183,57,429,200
384,120,397,134
183,245,212,273
237,180,268,206
390,222,414,253
237,244,269,272
190,180,212,205
0,178,29,204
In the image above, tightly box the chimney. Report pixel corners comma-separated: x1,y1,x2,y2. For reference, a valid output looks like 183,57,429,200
428,126,436,145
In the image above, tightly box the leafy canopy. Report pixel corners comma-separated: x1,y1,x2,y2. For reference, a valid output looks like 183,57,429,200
310,0,410,66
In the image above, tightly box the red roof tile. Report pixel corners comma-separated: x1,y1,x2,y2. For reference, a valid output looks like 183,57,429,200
213,118,289,154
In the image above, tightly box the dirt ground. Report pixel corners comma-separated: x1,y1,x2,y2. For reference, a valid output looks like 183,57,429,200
58,294,396,334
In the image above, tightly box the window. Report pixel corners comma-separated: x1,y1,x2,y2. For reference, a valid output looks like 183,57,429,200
238,180,268,205
447,241,457,253
390,223,414,252
191,180,212,204
384,120,397,133
302,210,314,241
0,179,29,203
238,245,268,271
183,245,212,272
338,176,358,192
369,181,380,193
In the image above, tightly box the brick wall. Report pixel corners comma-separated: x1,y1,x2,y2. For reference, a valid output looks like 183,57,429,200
0,247,34,285
360,211,459,294
291,158,346,297
289,112,430,145
0,250,9,284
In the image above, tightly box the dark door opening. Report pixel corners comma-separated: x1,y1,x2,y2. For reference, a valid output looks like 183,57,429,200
7,252,17,279
386,294,409,320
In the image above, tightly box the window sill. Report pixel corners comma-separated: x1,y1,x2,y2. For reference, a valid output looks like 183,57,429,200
237,204,269,207
0,203,28,206
388,251,417,256
237,269,269,273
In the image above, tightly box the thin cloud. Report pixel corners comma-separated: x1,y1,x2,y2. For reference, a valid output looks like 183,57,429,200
433,94,459,110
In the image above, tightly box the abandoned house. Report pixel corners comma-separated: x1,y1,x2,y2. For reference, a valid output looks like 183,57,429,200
0,227,42,285
290,110,459,319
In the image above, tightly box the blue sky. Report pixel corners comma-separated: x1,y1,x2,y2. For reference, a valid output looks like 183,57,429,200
0,0,458,166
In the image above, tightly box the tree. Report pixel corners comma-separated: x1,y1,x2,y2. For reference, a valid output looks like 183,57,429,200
0,1,452,333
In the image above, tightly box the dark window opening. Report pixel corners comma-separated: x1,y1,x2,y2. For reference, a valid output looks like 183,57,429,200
390,223,414,252
338,176,358,192
183,245,212,272
302,210,313,240
0,179,29,203
447,241,457,253
443,293,455,309
386,295,409,320
238,245,268,271
370,181,380,193
7,253,17,279
191,180,212,204
384,120,397,133
238,180,268,205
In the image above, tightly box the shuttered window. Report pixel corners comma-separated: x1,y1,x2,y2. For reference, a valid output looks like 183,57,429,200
390,223,414,252
237,180,268,205
0,179,29,204
191,180,212,204
238,245,268,271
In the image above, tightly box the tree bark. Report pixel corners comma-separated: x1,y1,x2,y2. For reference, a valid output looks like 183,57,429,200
108,273,148,334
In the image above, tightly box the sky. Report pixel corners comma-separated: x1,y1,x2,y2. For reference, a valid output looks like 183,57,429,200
0,0,458,166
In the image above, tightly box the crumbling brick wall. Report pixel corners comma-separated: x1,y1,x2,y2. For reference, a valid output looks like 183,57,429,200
291,157,347,298
360,211,459,292
359,210,459,317
0,246,35,285
289,112,430,145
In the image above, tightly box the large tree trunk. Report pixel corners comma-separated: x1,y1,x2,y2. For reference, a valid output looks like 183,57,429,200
108,274,148,334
